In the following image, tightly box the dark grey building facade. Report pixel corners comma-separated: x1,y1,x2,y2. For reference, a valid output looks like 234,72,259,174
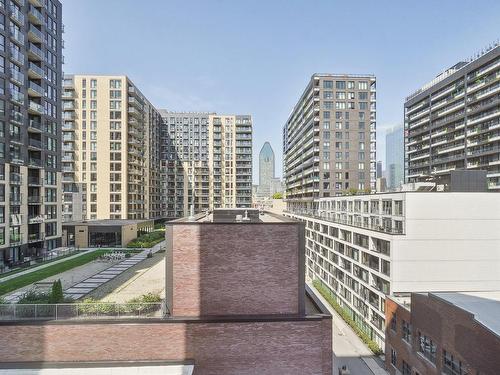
0,0,63,269
405,44,500,190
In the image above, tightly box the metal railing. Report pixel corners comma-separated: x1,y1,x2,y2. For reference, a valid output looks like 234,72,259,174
0,302,165,321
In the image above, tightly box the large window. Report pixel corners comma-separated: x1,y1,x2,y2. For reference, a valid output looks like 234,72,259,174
443,350,466,375
402,319,411,342
418,332,437,363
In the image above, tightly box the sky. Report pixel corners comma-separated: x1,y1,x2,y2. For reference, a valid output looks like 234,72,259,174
61,0,500,182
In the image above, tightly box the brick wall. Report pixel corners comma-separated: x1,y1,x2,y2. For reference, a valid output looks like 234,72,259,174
385,294,500,375
0,318,332,375
169,223,302,316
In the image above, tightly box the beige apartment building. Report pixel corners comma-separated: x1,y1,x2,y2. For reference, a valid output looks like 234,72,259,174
62,75,162,221
160,112,252,219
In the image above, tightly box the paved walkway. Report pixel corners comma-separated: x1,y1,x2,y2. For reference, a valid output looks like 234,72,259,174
64,241,165,300
0,249,98,283
307,281,388,375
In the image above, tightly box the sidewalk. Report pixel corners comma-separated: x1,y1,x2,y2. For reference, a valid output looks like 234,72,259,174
307,281,388,375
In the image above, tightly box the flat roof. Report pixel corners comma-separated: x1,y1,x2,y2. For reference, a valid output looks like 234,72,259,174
63,219,153,227
171,209,297,224
432,291,500,336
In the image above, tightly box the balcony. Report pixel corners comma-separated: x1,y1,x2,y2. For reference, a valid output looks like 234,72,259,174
28,138,42,149
63,112,76,120
10,234,24,246
28,101,44,115
10,91,24,105
28,158,43,168
62,166,74,172
28,81,44,97
9,173,22,184
28,233,44,243
28,176,42,186
61,91,75,99
28,5,44,25
62,102,75,111
10,68,24,85
62,155,74,162
28,23,43,43
28,215,44,224
28,119,43,132
28,195,42,204
62,122,75,131
28,62,44,79
9,26,24,45
28,43,43,61
11,110,23,124
29,0,43,6
128,107,142,118
9,6,25,26
10,48,24,65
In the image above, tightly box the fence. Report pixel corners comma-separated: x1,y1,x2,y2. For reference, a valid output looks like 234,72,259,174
0,302,165,321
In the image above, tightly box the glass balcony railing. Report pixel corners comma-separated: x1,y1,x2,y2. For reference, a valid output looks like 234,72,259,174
29,101,44,114
10,68,24,84
28,43,43,60
10,48,24,65
11,91,24,105
28,81,44,96
29,5,44,24
10,110,23,124
28,24,43,41
9,6,25,25
28,62,44,78
28,119,43,131
9,26,24,44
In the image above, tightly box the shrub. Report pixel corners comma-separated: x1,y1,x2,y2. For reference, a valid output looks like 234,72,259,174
18,289,50,304
49,279,64,304
313,279,383,355
126,230,164,248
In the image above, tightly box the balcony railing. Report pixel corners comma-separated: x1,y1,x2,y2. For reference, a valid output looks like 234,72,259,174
28,119,43,131
0,302,166,321
9,48,24,65
285,209,405,235
9,6,25,25
28,24,43,42
28,62,44,78
9,26,24,44
28,5,44,24
10,91,24,105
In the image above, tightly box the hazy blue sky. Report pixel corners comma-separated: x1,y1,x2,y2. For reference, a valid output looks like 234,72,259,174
62,0,500,180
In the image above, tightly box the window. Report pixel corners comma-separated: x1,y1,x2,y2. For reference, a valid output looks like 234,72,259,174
336,81,346,89
418,332,437,363
358,92,368,100
323,80,333,89
402,360,411,375
390,348,397,366
402,320,411,342
443,350,466,375
358,81,368,90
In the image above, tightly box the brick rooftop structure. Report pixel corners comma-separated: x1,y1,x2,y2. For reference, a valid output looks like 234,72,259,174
0,209,332,375
385,292,500,375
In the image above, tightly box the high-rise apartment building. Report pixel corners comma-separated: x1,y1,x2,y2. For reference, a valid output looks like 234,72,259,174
61,75,162,221
160,111,211,219
386,125,404,190
257,141,275,197
286,192,500,348
0,0,63,268
405,44,500,189
283,74,377,211
160,112,252,219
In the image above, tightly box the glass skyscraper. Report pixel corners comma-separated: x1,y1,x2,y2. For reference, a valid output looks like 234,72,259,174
385,125,404,189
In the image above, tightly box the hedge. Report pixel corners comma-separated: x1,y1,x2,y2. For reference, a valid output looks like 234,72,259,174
313,279,383,355
126,230,164,248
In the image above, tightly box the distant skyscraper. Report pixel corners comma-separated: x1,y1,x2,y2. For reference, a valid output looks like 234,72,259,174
258,142,275,197
386,125,404,189
376,161,383,178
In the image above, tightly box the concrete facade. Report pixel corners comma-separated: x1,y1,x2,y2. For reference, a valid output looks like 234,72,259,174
385,292,500,375
283,74,377,209
286,191,500,348
61,75,163,222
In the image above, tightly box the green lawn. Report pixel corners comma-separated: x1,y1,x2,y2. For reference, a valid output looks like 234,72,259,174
0,250,111,297
0,251,81,280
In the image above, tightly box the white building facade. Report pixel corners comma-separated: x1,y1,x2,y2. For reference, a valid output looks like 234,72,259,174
286,192,500,348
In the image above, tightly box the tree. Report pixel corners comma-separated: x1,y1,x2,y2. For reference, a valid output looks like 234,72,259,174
49,279,64,303
344,187,359,196
272,192,283,199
